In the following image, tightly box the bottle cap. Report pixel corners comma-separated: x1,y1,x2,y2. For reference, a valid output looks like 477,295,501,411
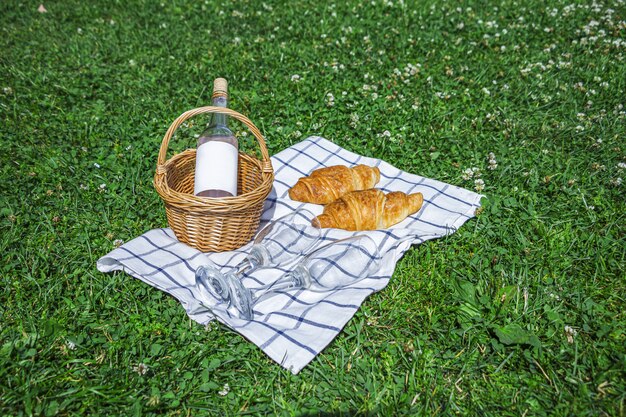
212,78,228,98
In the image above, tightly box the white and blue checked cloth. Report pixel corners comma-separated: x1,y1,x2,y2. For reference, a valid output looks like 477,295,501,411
97,136,483,374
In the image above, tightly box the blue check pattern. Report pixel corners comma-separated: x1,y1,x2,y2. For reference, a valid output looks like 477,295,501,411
97,136,483,374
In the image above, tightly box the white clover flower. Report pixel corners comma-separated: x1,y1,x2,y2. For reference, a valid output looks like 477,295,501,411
293,130,302,138
2,87,13,94
326,92,335,107
66,340,76,350
349,115,359,129
617,162,626,170
129,59,137,67
77,28,83,34
99,183,106,190
133,363,149,376
474,179,485,192
290,74,301,83
93,163,101,168
218,383,230,396
113,239,124,247
564,326,577,344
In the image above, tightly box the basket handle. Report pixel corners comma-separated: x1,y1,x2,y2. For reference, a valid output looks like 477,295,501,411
156,106,273,174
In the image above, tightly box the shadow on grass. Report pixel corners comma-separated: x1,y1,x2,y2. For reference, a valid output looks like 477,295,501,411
297,411,381,417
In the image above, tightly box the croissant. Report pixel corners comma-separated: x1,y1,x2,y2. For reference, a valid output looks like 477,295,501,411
288,164,381,204
315,189,424,230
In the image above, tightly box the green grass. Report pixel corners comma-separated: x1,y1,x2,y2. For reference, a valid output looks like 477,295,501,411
1,0,625,415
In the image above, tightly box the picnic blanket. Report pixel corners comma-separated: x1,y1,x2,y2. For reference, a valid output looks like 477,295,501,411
97,136,483,374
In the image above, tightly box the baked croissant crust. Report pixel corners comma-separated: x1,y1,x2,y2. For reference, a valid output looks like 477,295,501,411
315,189,424,230
288,164,381,204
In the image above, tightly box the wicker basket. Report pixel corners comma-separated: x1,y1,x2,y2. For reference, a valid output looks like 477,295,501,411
154,106,274,252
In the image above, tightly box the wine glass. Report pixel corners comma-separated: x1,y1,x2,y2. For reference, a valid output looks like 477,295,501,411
194,208,322,303
219,234,382,320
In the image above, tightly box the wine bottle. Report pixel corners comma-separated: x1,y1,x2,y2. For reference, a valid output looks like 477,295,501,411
194,78,239,198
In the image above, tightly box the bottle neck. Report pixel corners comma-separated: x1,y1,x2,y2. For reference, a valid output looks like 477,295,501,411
211,94,228,127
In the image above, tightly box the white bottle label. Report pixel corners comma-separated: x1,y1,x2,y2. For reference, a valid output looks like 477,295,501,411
194,140,238,196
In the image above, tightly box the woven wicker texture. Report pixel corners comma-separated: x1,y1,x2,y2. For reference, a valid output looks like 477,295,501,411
154,106,274,252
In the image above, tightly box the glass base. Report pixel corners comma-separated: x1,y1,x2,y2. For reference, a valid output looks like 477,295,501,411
195,265,231,302
227,277,254,320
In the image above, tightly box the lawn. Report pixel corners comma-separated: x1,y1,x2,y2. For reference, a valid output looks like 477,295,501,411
1,0,625,415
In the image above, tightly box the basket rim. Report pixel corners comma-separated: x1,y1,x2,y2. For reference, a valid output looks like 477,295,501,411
154,150,274,212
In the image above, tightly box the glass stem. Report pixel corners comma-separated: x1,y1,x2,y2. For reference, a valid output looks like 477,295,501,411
251,266,309,304
233,260,252,277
